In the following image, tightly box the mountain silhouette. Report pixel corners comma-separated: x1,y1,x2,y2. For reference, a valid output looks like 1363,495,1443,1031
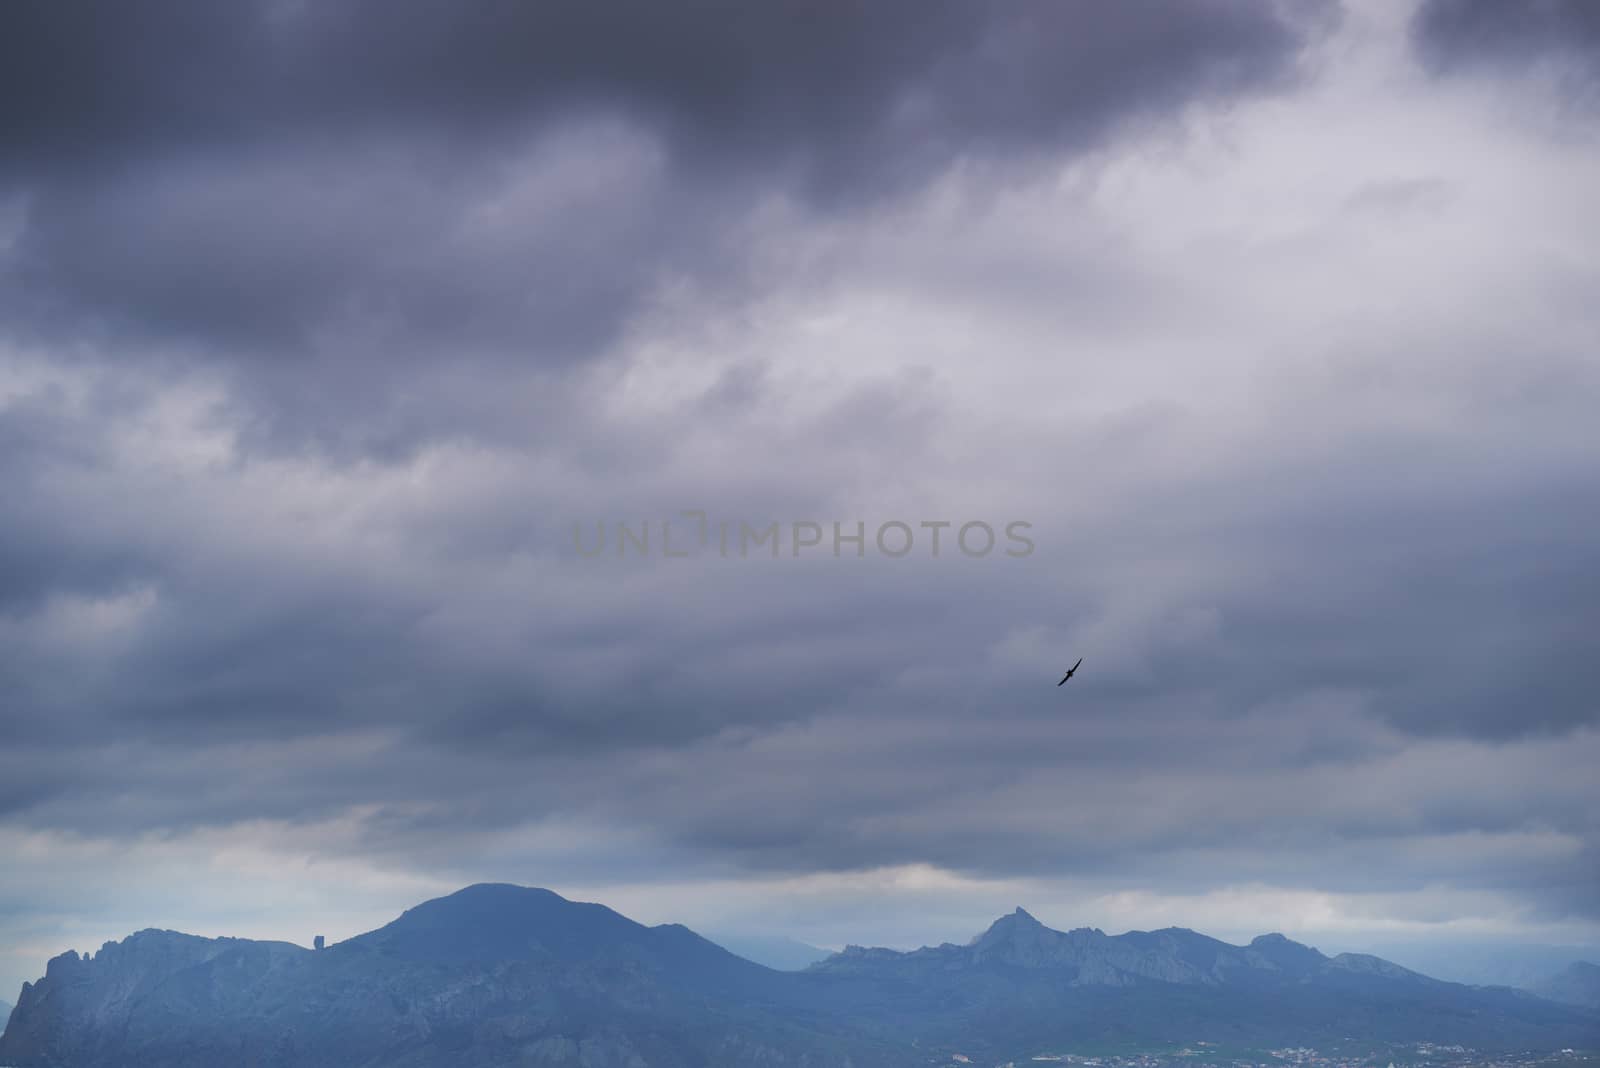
2,885,1595,1068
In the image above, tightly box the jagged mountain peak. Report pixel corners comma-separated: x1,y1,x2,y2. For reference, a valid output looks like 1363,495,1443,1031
969,906,1075,960
973,906,1046,941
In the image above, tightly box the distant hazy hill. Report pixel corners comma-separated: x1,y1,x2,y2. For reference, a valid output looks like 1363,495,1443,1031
1351,939,1600,988
0,998,11,1035
706,933,831,971
1532,961,1600,1009
2,886,1596,1068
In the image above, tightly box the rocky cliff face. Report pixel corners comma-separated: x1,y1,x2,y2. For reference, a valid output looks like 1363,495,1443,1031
3,931,333,1068
3,885,1597,1068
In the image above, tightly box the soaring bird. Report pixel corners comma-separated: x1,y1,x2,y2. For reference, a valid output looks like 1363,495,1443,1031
1057,657,1083,686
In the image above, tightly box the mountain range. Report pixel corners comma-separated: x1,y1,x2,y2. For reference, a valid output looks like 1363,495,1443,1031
2,884,1595,1068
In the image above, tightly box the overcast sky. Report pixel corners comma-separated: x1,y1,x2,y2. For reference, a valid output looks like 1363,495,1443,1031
2,0,1598,998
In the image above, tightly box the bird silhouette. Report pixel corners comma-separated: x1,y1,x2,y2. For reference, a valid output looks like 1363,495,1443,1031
1057,657,1083,686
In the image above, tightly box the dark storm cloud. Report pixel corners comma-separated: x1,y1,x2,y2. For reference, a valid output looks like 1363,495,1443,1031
3,0,1325,184
0,0,1330,454
1412,0,1600,78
